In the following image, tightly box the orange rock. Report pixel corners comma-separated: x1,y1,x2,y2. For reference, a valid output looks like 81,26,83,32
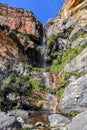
0,3,43,39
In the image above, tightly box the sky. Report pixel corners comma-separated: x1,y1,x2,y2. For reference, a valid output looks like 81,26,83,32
0,0,64,24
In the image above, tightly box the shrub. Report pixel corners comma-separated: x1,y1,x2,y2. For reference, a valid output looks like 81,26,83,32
54,88,65,97
58,71,86,85
68,111,79,117
51,43,87,74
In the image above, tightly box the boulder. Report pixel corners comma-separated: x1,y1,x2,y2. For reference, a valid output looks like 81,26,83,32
68,111,87,130
22,123,34,129
7,109,29,119
60,74,87,114
48,114,70,128
0,112,15,130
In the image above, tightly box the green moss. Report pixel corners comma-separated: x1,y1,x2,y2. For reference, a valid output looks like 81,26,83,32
54,88,65,97
67,111,79,117
0,97,4,102
46,28,73,64
27,93,42,100
59,71,86,85
51,43,87,74
72,30,87,42
29,77,42,90
64,27,73,38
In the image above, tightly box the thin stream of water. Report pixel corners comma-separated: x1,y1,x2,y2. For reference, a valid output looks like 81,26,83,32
41,29,58,113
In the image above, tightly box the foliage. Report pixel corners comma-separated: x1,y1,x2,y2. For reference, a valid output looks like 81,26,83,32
2,72,43,98
46,33,60,63
17,128,32,130
58,71,86,85
51,43,87,74
25,63,33,71
54,88,65,97
67,111,79,117
46,27,73,64
29,77,42,90
72,30,87,42
0,97,4,102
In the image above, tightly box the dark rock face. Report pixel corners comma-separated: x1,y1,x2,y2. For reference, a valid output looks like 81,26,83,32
0,24,24,79
0,3,43,70
0,3,43,81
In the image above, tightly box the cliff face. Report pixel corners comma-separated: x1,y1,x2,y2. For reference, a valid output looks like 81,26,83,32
0,3,42,39
44,0,87,39
0,3,43,78
0,1,87,130
62,0,87,18
0,4,43,66
44,0,87,119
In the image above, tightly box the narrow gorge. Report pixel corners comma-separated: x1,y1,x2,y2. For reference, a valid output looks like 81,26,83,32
0,0,87,130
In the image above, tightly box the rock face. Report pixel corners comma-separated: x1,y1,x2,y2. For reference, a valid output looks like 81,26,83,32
63,47,87,73
0,3,42,40
0,3,43,83
0,0,87,130
67,111,87,130
7,109,29,120
0,24,25,83
0,112,15,130
60,74,87,114
44,0,87,39
48,114,70,128
44,0,87,121
62,0,87,18
0,4,43,68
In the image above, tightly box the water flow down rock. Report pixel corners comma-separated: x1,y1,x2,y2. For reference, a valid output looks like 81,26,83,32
41,28,58,113
0,0,87,129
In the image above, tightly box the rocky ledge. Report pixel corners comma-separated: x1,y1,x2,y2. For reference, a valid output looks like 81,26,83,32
0,3,43,40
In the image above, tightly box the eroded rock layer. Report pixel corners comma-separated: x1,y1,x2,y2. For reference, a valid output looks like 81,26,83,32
0,3,43,39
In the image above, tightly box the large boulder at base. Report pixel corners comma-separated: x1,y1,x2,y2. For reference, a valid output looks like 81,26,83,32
7,109,29,119
0,112,15,130
60,74,87,114
67,111,87,130
48,114,70,128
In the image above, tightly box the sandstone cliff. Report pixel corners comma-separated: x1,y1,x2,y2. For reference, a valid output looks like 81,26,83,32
0,3,42,39
0,3,43,77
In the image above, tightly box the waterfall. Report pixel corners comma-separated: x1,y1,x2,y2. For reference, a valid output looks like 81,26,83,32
41,28,58,113
41,29,47,70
